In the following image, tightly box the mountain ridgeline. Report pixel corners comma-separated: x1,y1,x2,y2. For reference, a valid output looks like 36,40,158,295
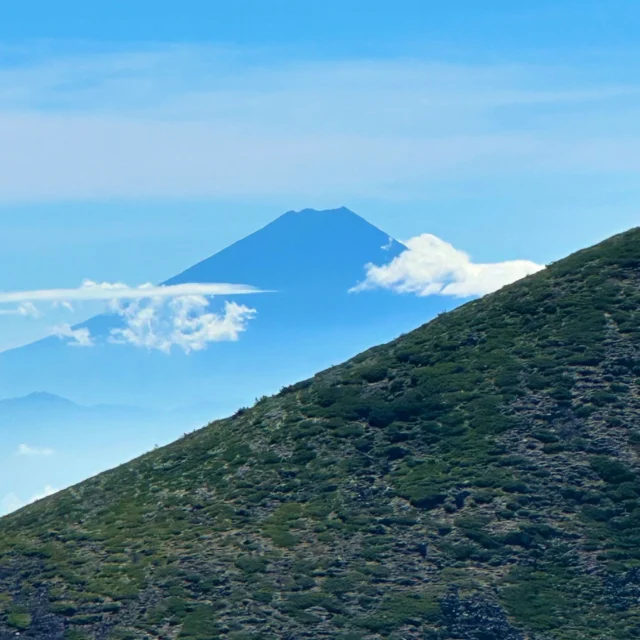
0,228,639,639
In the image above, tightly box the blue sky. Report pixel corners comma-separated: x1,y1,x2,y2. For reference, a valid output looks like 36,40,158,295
0,0,639,350
0,0,639,515
2,1,640,54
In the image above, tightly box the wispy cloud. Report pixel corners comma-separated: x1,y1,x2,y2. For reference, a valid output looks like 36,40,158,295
352,233,544,298
0,279,263,304
52,300,75,312
381,237,394,251
0,485,58,516
53,324,94,347
0,46,638,202
0,302,40,317
17,443,55,457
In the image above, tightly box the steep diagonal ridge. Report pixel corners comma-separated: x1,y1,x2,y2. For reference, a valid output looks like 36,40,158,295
0,228,639,640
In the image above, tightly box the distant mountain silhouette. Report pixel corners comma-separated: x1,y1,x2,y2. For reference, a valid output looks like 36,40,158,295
166,207,405,291
0,391,76,411
0,391,217,427
0,208,455,409
0,391,147,423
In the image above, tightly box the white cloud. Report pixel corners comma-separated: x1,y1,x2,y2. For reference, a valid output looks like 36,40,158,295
16,443,55,457
0,302,40,317
53,324,94,347
0,279,264,351
52,300,75,312
352,233,544,298
20,302,40,317
381,237,394,251
0,485,58,516
0,279,263,304
109,297,257,353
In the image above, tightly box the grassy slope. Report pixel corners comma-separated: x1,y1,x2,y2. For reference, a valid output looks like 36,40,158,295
0,228,639,640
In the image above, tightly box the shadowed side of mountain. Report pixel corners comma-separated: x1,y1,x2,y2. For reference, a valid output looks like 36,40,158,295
0,227,638,639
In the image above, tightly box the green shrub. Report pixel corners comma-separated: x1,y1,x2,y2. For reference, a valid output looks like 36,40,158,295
7,610,31,630
591,457,636,484
235,555,268,574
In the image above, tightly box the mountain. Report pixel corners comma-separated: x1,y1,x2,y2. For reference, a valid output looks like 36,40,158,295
0,392,223,516
0,392,145,415
165,207,406,292
0,391,77,413
0,391,220,428
0,228,638,639
0,207,451,410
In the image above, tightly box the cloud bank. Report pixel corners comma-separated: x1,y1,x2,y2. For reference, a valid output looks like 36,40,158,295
353,233,544,298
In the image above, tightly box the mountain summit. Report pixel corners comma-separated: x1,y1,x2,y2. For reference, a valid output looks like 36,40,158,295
166,207,406,291
1,227,638,639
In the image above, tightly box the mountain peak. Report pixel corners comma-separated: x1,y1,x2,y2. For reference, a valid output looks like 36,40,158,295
275,206,368,228
165,207,405,291
0,391,77,410
17,391,73,405
283,206,356,216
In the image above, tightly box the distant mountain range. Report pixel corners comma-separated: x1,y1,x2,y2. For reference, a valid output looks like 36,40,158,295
0,391,217,424
0,208,454,411
0,391,139,416
2,227,638,639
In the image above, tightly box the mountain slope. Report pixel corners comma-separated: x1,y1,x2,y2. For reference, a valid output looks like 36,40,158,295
0,207,448,409
0,228,638,639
